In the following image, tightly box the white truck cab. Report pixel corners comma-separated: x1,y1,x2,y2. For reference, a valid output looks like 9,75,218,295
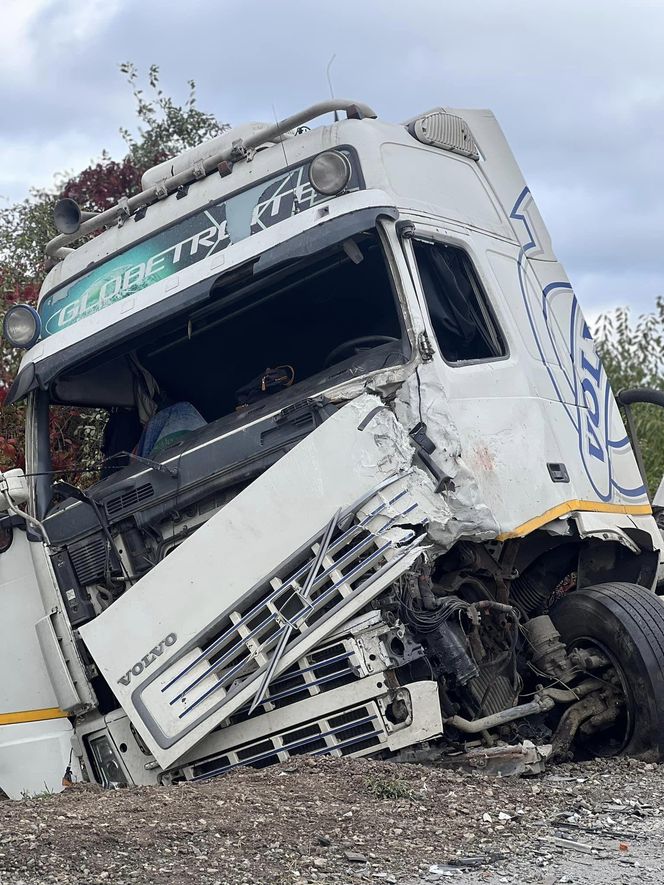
2,99,663,796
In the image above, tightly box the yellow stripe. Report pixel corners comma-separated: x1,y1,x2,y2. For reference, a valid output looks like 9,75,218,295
0,707,67,726
498,500,653,540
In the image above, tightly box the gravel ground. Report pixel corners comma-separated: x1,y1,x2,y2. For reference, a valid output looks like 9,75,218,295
2,755,664,885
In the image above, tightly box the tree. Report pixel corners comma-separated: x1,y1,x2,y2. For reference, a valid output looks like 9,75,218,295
594,297,664,496
0,64,228,473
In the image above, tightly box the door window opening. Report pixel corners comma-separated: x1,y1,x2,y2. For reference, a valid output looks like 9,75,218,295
412,239,506,363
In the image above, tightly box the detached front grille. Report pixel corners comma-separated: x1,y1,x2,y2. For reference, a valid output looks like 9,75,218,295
153,485,420,730
104,482,155,517
134,474,427,748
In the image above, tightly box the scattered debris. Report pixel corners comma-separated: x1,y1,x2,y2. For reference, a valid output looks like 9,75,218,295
429,863,459,876
461,740,553,777
536,835,595,854
344,850,368,863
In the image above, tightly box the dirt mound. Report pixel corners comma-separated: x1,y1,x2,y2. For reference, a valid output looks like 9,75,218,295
2,755,664,884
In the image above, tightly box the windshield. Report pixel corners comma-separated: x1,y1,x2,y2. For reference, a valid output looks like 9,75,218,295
39,228,408,492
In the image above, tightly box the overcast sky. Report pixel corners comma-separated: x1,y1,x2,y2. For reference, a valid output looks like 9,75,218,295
1,0,662,319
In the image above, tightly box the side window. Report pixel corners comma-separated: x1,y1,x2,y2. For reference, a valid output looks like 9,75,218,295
413,240,506,363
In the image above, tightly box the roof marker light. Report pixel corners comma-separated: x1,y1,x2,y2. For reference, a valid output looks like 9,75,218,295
308,150,351,196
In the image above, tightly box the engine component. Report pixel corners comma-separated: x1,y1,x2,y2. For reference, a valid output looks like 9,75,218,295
510,546,578,617
522,615,576,683
465,669,516,717
427,620,478,686
50,548,96,627
551,690,621,760
68,533,120,586
510,573,550,616
397,572,479,686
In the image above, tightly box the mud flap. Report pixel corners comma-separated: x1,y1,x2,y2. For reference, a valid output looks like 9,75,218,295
80,394,454,769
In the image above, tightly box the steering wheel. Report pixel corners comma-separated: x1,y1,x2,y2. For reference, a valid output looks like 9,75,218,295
323,335,399,368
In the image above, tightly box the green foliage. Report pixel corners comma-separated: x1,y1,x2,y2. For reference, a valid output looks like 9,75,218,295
0,191,56,292
20,783,56,800
365,774,413,800
595,297,664,495
119,63,229,172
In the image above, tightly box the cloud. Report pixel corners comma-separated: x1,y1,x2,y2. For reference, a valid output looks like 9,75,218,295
1,0,663,315
0,0,130,175
1,0,125,84
0,0,53,79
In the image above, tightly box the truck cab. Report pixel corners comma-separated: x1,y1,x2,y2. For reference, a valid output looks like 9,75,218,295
1,99,663,796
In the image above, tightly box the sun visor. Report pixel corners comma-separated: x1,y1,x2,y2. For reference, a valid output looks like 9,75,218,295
253,206,399,275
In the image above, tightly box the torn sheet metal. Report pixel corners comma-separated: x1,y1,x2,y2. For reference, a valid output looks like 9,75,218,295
574,510,645,554
80,393,490,768
393,372,500,543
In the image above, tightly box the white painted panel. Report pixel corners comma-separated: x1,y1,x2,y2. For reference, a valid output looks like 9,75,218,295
380,142,507,234
0,719,76,799
0,531,60,714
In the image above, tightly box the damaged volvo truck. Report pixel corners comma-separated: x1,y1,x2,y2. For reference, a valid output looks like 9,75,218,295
2,99,664,797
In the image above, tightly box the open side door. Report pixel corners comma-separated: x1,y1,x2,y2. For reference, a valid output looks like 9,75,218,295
617,388,664,500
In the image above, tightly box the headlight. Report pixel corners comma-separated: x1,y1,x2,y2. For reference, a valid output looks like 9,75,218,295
2,305,41,349
87,734,128,789
308,150,351,196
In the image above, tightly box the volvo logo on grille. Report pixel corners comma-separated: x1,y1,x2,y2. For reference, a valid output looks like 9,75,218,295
117,633,177,686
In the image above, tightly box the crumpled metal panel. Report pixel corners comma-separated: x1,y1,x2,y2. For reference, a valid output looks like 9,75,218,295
80,393,495,768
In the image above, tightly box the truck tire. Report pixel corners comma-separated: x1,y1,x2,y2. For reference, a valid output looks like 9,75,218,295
550,582,664,761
